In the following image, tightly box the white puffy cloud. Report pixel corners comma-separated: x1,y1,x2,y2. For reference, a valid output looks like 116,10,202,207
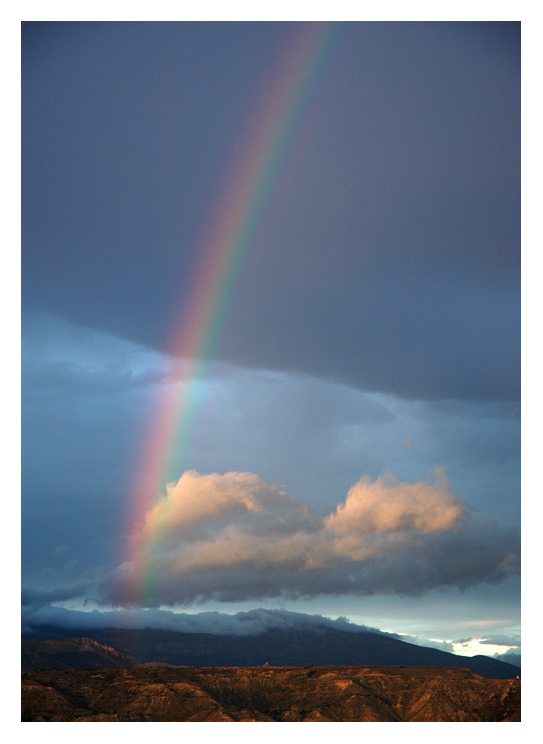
107,469,518,606
140,469,315,546
324,468,464,535
136,469,464,576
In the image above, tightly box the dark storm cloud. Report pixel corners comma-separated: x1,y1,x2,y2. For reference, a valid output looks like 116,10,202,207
22,21,520,401
480,633,522,647
494,652,521,667
21,581,95,608
22,313,168,397
21,313,169,582
103,524,519,608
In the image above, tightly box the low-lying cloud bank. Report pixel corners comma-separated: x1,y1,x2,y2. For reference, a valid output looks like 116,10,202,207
20,604,521,667
105,469,519,607
21,604,379,637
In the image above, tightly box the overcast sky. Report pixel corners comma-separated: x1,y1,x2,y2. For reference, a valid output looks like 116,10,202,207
21,20,520,660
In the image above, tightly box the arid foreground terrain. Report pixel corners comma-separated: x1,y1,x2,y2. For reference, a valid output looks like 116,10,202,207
21,664,520,722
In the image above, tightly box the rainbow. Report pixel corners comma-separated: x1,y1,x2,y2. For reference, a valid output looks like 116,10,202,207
122,22,340,606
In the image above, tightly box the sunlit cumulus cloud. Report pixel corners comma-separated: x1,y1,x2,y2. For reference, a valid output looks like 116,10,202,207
107,470,519,607
138,470,316,547
324,469,463,535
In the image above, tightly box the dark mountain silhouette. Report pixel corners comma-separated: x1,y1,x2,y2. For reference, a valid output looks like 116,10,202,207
21,637,140,670
22,625,519,679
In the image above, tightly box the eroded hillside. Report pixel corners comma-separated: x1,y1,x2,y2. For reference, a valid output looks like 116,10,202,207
21,664,520,722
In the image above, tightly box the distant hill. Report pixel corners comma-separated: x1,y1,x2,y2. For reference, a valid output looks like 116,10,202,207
22,625,519,679
21,637,140,670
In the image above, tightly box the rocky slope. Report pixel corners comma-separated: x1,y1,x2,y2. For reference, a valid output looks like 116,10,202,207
21,665,520,722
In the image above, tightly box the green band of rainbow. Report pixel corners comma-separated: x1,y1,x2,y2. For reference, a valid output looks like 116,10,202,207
122,22,340,606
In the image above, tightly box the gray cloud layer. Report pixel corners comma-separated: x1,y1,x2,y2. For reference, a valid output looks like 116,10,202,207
21,604,379,637
22,22,520,401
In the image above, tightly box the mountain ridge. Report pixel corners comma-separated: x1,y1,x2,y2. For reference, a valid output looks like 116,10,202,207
21,636,140,670
22,624,519,679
